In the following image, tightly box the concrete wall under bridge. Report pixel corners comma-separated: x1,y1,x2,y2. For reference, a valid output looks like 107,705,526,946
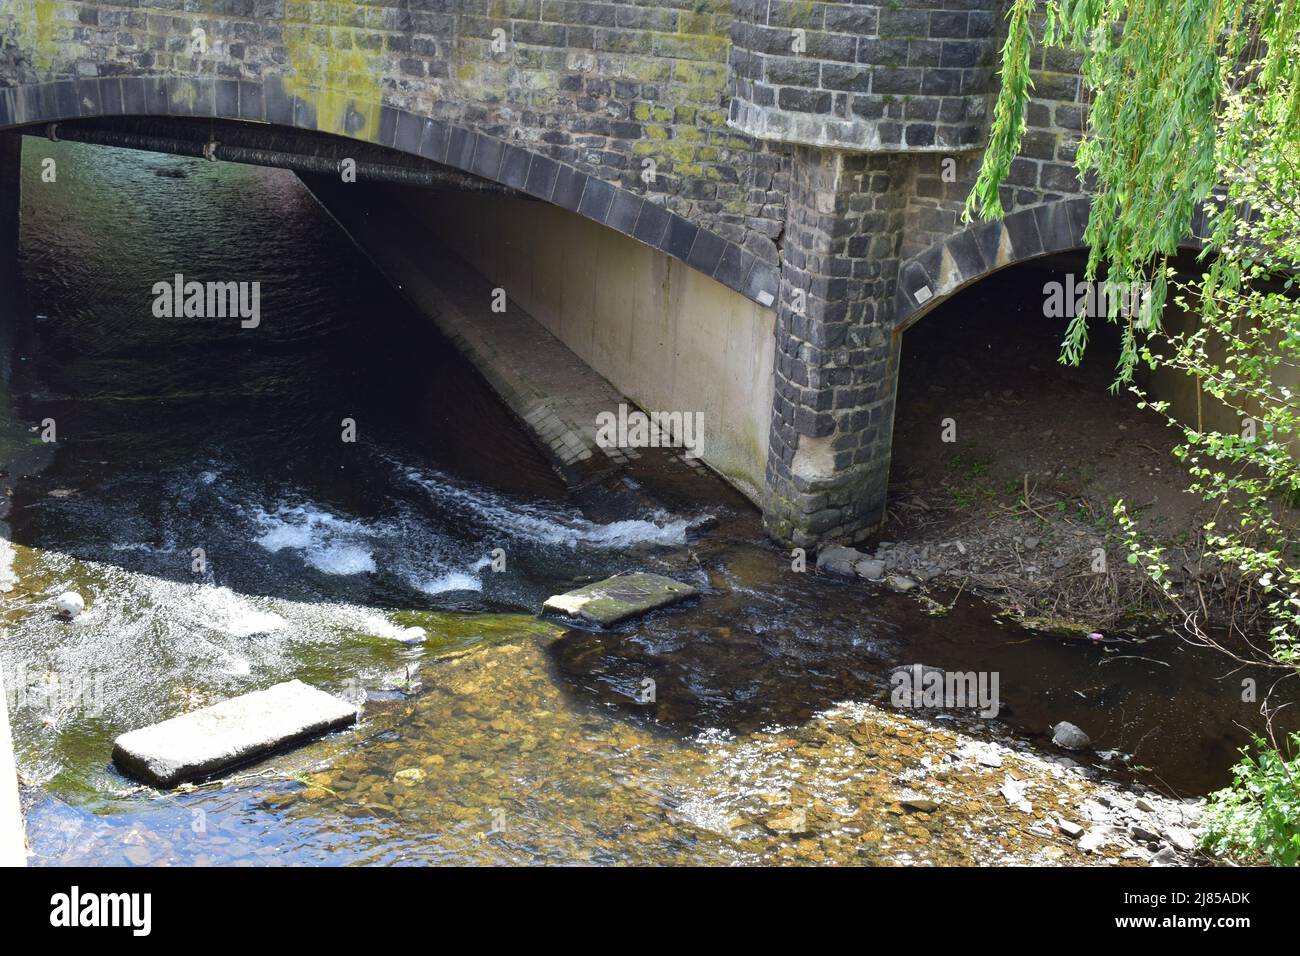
400,189,777,502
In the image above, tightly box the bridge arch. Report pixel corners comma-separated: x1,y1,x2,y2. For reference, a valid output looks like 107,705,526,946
0,74,779,308
892,197,1214,332
892,199,1092,333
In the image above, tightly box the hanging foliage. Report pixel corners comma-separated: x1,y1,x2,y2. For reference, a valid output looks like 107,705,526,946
967,1,1300,864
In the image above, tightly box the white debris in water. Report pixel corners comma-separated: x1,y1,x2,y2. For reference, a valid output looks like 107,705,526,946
54,592,85,620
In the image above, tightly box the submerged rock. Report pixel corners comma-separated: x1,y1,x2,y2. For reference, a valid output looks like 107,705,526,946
1051,721,1091,751
543,572,697,627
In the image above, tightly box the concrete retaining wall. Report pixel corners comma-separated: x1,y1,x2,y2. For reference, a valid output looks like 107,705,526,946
410,189,777,501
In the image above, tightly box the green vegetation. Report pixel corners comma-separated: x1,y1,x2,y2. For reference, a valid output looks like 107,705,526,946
968,1,1300,864
1203,734,1300,866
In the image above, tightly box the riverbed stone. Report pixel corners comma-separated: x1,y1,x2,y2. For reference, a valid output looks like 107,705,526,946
1051,721,1091,750
543,572,698,627
855,558,886,581
1056,818,1085,838
1165,825,1197,852
112,680,357,788
816,546,866,577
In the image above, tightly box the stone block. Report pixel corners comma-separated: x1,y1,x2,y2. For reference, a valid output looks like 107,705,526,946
112,680,357,788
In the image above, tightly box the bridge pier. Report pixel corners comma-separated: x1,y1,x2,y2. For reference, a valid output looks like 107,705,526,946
765,148,909,548
0,133,19,299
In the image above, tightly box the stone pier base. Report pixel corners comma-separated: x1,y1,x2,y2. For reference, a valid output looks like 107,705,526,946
764,147,910,549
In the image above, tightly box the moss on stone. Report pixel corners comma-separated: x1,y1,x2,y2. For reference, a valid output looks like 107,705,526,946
283,0,386,140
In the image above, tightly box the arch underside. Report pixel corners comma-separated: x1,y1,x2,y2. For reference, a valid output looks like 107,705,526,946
0,74,780,309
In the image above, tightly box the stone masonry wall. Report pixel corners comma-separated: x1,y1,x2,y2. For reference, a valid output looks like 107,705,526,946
902,24,1088,260
730,0,998,151
765,146,907,546
0,0,788,266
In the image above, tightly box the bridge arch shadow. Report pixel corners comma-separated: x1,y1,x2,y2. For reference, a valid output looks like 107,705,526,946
0,74,780,308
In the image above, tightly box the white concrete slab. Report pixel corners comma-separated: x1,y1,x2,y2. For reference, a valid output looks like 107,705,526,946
112,680,356,788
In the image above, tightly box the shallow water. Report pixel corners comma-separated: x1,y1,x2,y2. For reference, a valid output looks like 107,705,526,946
0,139,1289,865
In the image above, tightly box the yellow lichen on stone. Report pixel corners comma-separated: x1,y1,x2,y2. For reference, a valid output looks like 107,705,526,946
9,0,64,76
282,0,384,140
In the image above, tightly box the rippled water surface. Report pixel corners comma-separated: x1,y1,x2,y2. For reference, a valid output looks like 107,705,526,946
0,139,1289,865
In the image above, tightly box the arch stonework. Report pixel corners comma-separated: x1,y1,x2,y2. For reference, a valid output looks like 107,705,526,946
892,198,1091,333
0,74,781,308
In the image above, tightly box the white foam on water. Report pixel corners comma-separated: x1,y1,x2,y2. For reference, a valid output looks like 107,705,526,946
189,585,288,637
252,503,377,576
401,467,693,548
304,543,376,576
336,609,411,641
405,570,483,595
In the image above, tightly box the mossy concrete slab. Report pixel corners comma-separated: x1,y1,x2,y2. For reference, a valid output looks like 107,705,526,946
112,680,357,788
543,572,698,626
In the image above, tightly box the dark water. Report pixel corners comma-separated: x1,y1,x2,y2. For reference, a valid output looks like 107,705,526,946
0,138,1287,865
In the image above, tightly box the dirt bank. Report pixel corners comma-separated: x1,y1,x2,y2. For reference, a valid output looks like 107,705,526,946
870,255,1222,636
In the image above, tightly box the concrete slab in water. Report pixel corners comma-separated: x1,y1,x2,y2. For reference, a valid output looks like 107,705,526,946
544,572,698,627
112,680,357,788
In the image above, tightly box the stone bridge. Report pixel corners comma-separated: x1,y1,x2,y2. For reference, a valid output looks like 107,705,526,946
0,0,1095,547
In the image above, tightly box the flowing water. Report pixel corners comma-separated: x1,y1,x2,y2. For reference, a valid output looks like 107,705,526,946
0,139,1288,865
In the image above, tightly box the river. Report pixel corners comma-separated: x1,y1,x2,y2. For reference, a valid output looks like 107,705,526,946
0,139,1285,865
